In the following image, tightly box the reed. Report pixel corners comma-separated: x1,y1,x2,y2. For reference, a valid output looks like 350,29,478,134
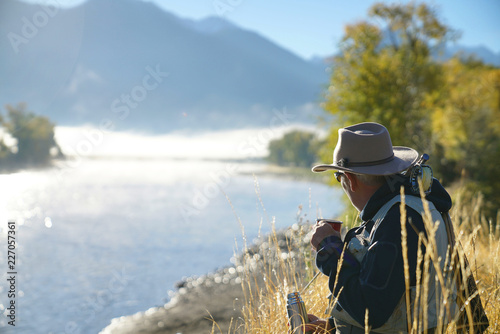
227,185,498,333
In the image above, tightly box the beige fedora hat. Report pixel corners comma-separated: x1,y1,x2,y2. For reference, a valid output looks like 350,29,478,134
312,122,419,175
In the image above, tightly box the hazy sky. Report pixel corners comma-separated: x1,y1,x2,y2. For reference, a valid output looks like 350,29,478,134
21,0,500,59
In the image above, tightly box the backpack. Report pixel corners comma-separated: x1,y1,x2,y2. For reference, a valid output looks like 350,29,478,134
408,155,489,333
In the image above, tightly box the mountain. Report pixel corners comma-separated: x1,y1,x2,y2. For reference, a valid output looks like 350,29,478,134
443,44,500,66
379,27,500,67
1,0,498,134
0,0,329,133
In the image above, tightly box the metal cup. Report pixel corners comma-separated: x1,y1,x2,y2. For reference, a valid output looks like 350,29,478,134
316,218,343,232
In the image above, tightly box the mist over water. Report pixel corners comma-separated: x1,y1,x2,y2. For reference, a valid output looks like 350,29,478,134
0,127,341,333
54,124,322,160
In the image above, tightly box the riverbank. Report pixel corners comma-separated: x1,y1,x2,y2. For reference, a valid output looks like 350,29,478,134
98,166,330,333
99,266,247,334
100,224,313,334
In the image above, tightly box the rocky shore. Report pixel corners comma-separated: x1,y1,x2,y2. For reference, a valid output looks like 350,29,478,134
100,224,311,334
99,265,249,334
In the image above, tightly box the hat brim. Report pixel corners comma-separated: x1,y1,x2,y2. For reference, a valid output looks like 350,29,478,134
311,146,419,175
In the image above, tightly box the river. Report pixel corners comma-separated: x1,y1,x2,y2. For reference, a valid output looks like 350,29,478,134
0,127,343,333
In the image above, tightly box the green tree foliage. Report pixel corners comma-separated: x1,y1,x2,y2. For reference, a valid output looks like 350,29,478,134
267,130,323,168
322,2,457,154
1,103,59,167
432,59,500,216
322,2,500,218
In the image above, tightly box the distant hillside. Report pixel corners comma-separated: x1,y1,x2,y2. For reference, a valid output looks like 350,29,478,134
0,0,328,132
1,0,498,133
442,44,500,66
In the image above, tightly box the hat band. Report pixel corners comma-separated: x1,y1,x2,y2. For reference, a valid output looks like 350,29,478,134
337,153,395,168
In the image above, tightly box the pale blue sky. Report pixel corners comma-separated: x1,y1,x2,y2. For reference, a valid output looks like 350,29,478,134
24,0,500,59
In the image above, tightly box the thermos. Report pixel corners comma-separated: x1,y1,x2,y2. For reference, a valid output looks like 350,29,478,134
286,292,309,333
285,220,342,332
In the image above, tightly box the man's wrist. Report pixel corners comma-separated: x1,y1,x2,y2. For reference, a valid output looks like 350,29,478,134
316,235,344,265
318,235,342,250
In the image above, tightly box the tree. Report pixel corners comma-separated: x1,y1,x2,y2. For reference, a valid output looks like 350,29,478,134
267,130,323,168
322,2,457,155
321,2,500,218
1,103,59,166
431,58,500,216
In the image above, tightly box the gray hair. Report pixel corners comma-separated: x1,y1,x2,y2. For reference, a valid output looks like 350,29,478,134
355,173,387,187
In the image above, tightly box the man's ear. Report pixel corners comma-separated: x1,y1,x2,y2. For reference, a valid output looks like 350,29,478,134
345,172,357,192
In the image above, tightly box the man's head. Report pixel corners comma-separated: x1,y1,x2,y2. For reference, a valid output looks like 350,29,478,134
334,172,385,211
313,122,420,211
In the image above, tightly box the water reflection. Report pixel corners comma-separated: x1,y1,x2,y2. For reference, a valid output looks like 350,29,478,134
0,156,341,332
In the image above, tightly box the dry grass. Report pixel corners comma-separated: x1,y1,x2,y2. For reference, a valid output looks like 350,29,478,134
222,185,499,334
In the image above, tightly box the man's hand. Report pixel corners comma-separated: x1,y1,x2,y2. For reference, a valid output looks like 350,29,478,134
304,314,334,333
310,221,341,252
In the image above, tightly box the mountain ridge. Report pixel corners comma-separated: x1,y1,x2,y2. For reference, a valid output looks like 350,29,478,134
1,0,498,133
1,0,328,133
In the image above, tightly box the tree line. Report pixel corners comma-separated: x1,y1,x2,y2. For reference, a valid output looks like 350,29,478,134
267,2,500,219
0,103,61,170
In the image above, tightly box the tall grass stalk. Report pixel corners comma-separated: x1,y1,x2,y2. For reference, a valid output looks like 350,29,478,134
229,185,498,333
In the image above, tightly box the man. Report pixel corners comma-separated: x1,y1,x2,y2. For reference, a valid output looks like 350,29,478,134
305,122,456,333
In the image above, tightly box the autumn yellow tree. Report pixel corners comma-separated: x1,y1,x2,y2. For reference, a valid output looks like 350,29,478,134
322,2,457,157
432,58,500,216
321,2,500,218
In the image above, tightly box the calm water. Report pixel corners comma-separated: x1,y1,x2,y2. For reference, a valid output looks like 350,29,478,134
0,157,343,333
